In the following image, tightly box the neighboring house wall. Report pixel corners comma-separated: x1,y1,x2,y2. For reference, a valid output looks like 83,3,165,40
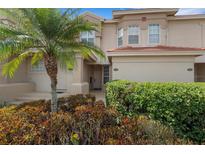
112,56,195,82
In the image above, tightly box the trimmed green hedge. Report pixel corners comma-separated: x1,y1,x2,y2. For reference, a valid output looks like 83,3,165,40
106,80,205,143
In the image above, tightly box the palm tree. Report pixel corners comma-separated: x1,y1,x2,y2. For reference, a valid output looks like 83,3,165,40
0,8,105,112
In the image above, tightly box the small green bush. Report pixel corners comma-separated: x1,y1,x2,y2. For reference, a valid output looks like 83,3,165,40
106,80,205,143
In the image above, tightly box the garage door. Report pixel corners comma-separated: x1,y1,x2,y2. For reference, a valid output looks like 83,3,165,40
112,61,194,82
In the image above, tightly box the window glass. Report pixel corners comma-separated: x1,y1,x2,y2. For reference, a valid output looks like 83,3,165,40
31,60,45,72
118,28,123,47
103,65,109,84
128,26,139,44
80,31,87,38
149,24,160,44
80,31,95,45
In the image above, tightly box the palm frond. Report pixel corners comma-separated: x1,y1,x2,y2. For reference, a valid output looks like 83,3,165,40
58,41,105,60
31,50,44,65
57,48,76,70
2,50,32,78
78,42,105,59
0,9,39,38
0,37,39,62
57,17,99,42
0,8,106,76
0,25,26,39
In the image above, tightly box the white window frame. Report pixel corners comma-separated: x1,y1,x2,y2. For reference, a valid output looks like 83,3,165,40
117,28,123,47
80,31,95,45
148,24,160,45
31,60,45,72
128,25,140,45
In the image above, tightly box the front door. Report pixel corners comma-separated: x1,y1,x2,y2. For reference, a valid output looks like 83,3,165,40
91,65,102,90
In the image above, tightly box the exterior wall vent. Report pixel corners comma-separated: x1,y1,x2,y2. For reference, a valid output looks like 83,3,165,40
141,17,147,22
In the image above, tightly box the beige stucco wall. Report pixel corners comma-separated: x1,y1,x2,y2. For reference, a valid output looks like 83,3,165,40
83,61,90,82
0,82,35,100
27,63,73,92
0,64,6,83
111,56,195,82
2,11,205,96
101,23,117,51
0,60,28,84
168,19,205,48
27,66,51,92
118,14,168,47
101,13,169,51
82,13,102,48
8,60,28,83
101,14,205,52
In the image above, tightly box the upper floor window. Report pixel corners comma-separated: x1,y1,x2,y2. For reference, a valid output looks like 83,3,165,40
128,26,139,44
117,28,123,47
149,24,160,44
31,60,45,72
80,31,95,45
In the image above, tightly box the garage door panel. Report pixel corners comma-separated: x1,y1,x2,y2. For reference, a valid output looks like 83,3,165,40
112,62,194,82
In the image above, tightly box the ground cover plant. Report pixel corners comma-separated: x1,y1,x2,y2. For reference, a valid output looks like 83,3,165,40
0,94,189,145
106,80,205,144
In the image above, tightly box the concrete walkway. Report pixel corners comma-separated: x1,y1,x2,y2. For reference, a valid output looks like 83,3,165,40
7,92,70,105
90,90,105,102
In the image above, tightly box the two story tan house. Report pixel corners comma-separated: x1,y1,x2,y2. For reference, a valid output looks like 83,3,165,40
1,8,205,100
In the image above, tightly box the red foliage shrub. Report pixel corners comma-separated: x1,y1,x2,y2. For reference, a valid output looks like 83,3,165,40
0,94,191,145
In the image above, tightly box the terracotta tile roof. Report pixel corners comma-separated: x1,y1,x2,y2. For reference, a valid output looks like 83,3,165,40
108,45,205,52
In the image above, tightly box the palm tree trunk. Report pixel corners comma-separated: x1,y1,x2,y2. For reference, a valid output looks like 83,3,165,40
44,54,58,112
51,78,58,112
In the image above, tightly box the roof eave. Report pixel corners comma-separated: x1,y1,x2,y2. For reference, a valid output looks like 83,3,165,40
168,14,205,20
112,8,178,19
80,11,104,21
107,51,205,57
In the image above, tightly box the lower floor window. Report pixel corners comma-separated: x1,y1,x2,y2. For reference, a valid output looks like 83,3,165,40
103,65,110,84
